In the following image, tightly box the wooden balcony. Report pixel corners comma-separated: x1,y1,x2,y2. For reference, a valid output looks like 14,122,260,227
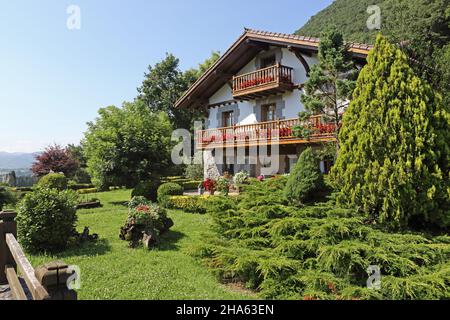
196,115,337,150
232,63,295,100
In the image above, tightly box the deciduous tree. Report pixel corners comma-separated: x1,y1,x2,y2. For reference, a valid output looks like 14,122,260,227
31,144,79,178
137,52,220,131
83,100,173,190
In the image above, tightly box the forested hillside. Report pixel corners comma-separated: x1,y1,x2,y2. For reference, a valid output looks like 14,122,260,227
296,0,450,105
296,0,449,44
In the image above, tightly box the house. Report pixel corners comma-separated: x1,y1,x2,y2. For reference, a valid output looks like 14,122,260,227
175,29,372,178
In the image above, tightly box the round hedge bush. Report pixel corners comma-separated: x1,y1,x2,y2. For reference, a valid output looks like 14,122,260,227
284,148,324,205
17,187,78,253
157,183,184,207
38,173,68,190
131,179,161,202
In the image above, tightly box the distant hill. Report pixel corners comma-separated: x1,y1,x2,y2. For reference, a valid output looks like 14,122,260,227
0,152,38,170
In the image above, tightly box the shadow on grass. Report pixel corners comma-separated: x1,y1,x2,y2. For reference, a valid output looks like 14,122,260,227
109,201,129,207
158,230,186,251
57,238,112,258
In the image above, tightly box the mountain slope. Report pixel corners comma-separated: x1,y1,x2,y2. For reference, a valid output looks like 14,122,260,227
296,0,450,105
0,152,38,169
296,0,449,44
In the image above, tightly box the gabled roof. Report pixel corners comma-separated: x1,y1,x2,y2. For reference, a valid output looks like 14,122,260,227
175,28,373,109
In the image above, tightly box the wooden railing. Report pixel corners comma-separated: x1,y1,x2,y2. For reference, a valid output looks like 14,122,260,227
232,63,294,96
0,211,77,300
196,115,337,148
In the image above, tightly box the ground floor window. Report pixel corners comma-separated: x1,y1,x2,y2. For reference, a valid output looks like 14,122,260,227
320,160,334,174
287,155,298,173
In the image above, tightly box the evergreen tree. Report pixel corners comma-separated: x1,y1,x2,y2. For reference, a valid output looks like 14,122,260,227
300,28,358,152
284,148,323,205
330,35,450,229
296,0,450,129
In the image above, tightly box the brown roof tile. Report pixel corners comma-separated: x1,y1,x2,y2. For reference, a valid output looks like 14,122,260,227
244,28,373,52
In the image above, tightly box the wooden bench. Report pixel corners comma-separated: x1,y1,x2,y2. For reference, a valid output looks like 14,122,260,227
0,211,77,300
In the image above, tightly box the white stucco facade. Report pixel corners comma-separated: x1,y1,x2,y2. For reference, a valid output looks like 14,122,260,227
201,47,322,178
205,47,319,130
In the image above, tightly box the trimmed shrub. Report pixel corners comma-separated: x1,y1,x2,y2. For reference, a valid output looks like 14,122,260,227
181,181,203,191
284,148,323,205
166,196,208,214
77,188,98,195
157,183,184,207
37,173,68,190
68,182,95,191
165,176,184,181
17,187,79,252
161,176,204,191
131,179,161,202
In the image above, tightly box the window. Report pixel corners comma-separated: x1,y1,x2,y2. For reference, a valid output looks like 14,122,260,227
222,111,234,127
320,160,334,174
287,155,298,174
261,104,277,122
261,55,276,68
323,160,334,174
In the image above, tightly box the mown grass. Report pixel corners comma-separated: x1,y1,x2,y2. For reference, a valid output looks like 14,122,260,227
26,189,254,300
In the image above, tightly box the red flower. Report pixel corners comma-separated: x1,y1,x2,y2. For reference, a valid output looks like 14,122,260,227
327,282,337,294
303,296,316,301
135,205,150,213
203,179,217,192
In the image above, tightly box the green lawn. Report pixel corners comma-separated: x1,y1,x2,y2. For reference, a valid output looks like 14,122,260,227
27,189,254,300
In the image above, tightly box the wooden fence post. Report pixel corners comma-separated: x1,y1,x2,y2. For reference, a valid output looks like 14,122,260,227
35,262,78,300
0,211,17,285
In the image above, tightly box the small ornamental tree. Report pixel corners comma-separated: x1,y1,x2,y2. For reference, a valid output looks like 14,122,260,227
32,144,79,178
299,28,358,152
330,35,450,229
284,148,324,205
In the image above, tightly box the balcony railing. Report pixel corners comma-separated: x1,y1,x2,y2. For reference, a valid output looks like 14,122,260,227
196,115,337,149
232,63,294,99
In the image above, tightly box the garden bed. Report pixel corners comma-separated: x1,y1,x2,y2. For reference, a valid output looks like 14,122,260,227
26,189,253,300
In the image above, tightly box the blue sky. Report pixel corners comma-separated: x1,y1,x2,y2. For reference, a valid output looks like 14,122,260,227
0,0,332,153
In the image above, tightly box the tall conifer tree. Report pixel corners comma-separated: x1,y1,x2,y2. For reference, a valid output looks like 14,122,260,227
300,28,357,152
330,35,450,229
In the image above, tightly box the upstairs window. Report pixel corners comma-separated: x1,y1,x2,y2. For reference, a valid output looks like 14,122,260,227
261,104,277,122
261,55,276,68
222,111,234,127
